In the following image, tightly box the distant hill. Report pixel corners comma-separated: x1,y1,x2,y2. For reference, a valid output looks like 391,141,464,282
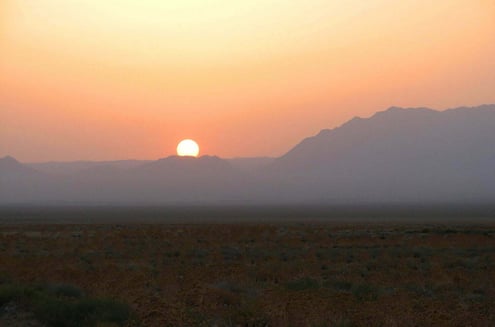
124,156,251,203
267,104,495,203
1,104,495,205
226,157,275,173
0,155,253,204
27,157,274,175
0,156,40,178
0,156,51,203
28,160,151,176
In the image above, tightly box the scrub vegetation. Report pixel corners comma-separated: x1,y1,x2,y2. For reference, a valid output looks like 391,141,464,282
1,222,494,326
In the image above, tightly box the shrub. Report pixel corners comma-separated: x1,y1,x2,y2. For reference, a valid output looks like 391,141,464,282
0,283,24,306
323,280,352,292
0,281,134,327
333,319,355,327
351,283,378,301
46,283,84,298
285,277,320,291
221,246,242,261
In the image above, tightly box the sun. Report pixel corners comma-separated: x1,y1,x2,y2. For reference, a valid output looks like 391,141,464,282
176,139,200,157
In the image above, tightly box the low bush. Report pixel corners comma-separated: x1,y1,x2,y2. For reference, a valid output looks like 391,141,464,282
285,277,320,291
324,280,353,292
0,281,134,327
0,283,24,306
351,283,379,301
46,283,84,299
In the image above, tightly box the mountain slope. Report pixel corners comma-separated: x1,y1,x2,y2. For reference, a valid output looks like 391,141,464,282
267,104,495,203
126,156,255,203
0,156,41,178
28,160,150,176
1,155,253,204
0,156,52,203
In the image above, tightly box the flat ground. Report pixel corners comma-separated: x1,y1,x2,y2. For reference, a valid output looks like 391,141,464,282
0,208,494,326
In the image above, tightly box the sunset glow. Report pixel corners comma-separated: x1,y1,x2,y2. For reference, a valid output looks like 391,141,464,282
1,0,494,161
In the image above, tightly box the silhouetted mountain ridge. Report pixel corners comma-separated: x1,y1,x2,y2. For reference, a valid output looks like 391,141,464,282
0,156,43,178
2,104,495,204
140,155,233,173
29,159,149,175
277,105,495,168
267,104,495,203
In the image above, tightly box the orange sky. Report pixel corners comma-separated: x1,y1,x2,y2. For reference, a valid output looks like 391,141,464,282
1,0,495,162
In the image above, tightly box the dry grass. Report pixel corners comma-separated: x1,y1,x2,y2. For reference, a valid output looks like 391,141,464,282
0,222,494,326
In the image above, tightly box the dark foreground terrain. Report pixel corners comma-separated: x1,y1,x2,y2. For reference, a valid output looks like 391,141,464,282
0,208,494,326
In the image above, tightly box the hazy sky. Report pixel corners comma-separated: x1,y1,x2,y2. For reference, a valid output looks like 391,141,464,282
1,0,494,161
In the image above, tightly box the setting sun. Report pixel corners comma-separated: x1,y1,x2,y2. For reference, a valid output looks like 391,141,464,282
176,139,199,157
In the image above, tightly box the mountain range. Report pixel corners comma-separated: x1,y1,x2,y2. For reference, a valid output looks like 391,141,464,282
2,104,495,205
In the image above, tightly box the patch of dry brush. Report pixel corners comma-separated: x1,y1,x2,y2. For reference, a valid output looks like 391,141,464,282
1,223,494,326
